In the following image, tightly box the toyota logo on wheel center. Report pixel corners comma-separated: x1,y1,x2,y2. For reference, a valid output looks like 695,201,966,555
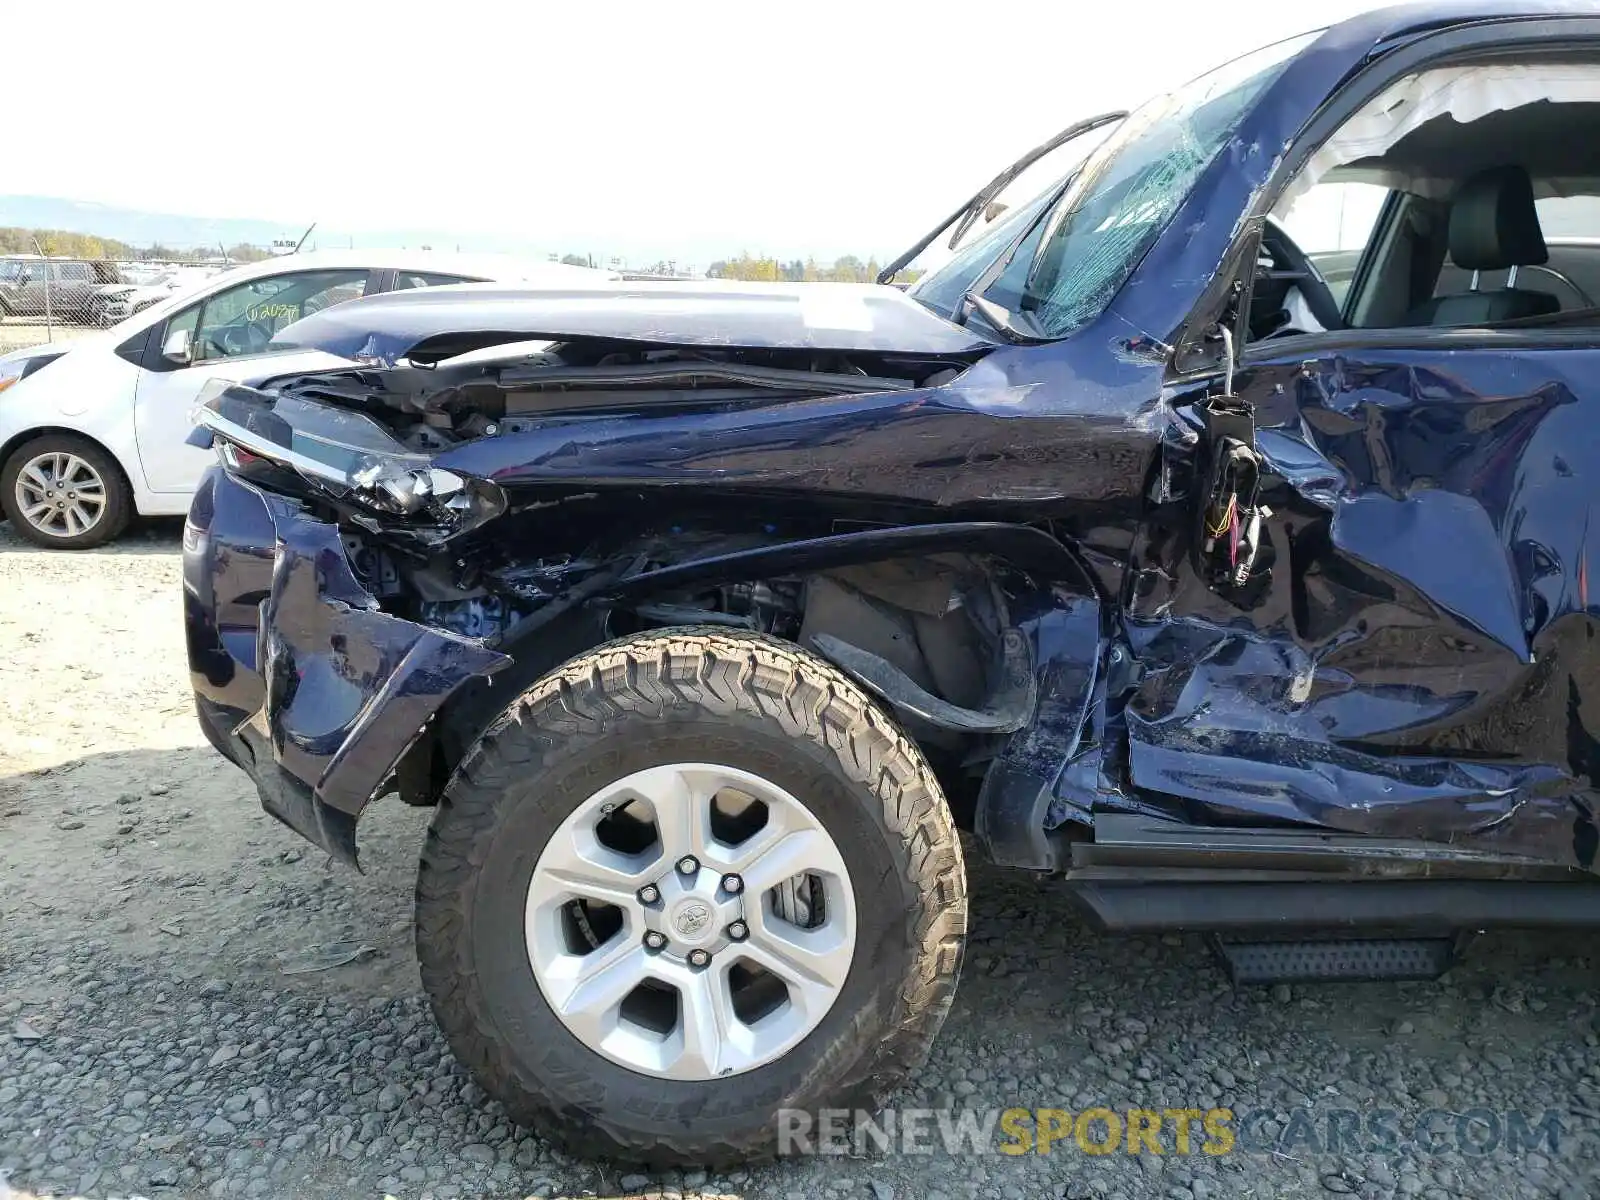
673,900,713,940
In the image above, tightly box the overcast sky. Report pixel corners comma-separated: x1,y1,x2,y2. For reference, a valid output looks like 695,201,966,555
8,0,1386,262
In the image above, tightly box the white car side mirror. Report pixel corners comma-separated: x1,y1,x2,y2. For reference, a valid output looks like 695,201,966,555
162,327,193,366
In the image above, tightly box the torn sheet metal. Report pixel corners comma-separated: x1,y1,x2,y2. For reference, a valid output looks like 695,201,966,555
976,594,1104,870
186,471,509,865
1122,349,1600,871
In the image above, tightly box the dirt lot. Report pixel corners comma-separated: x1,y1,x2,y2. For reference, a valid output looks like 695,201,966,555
2,521,1599,1200
0,319,99,354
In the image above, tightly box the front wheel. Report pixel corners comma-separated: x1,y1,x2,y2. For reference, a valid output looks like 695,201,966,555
0,434,131,548
415,628,966,1166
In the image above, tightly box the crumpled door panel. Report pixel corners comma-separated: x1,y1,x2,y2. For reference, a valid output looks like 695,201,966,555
1124,349,1600,872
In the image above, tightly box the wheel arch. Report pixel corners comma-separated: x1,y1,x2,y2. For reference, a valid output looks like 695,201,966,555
409,519,1106,821
596,519,1103,605
0,426,139,545
0,424,134,491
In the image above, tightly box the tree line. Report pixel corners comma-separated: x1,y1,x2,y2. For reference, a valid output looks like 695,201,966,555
558,252,924,283
555,252,919,283
706,253,921,283
0,227,269,263
2,229,921,284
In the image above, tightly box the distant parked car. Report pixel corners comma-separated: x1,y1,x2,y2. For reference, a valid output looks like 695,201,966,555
0,249,618,547
0,257,127,323
89,265,223,326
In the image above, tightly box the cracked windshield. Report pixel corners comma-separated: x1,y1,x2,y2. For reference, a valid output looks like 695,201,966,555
1017,31,1318,337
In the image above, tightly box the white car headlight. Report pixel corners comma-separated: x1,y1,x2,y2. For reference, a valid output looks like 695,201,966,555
0,359,29,395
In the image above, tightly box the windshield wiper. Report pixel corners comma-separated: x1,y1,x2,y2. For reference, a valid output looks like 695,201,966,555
951,152,1096,343
959,293,1048,343
875,110,1127,286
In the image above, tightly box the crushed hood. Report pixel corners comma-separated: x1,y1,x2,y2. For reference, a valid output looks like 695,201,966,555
268,279,997,365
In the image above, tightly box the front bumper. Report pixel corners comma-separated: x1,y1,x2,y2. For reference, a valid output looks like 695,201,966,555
184,466,510,866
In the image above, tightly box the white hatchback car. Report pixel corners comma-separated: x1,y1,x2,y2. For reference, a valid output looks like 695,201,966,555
0,249,615,548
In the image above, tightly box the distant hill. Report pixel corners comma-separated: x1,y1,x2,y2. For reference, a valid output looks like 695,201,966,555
0,196,564,258
0,194,905,273
0,196,301,252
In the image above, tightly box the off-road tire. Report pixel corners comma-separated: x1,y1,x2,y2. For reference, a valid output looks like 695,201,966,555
0,433,132,549
415,627,967,1166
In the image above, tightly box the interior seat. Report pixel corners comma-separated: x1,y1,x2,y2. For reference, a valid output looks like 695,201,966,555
1407,165,1561,326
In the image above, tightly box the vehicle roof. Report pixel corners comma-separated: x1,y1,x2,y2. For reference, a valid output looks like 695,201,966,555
217,248,618,283
77,248,620,334
1316,0,1599,53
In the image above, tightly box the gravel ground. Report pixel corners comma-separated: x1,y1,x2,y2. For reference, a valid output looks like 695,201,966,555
0,319,98,354
2,520,1599,1200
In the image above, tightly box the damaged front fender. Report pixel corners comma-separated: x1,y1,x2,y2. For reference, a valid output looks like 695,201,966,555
185,468,510,866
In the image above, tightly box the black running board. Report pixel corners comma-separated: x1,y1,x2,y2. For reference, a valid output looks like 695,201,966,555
1073,813,1564,879
1071,880,1600,932
1211,936,1456,983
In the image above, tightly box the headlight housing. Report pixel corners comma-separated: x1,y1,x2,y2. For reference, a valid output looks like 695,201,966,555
192,379,506,540
0,351,66,394
0,359,30,395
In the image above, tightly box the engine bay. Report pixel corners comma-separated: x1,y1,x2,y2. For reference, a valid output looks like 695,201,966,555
269,340,972,453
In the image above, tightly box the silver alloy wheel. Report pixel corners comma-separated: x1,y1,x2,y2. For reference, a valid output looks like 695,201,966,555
13,451,107,539
525,763,856,1080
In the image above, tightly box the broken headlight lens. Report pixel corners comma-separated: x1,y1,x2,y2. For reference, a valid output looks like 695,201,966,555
192,379,505,529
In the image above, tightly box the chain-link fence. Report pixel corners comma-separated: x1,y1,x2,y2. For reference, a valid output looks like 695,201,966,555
0,243,235,350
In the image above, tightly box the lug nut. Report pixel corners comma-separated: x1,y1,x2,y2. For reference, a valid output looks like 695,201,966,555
637,884,660,905
676,856,699,875
721,873,743,895
687,949,711,968
644,931,667,950
728,921,748,941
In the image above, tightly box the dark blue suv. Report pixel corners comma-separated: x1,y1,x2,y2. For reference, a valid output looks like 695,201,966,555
184,3,1600,1165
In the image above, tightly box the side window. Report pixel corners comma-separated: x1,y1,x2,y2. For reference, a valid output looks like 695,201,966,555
164,301,201,353
303,276,368,314
1432,194,1600,312
1254,181,1391,342
190,270,370,362
1253,59,1600,338
1530,196,1600,310
392,271,481,290
1273,181,1389,307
